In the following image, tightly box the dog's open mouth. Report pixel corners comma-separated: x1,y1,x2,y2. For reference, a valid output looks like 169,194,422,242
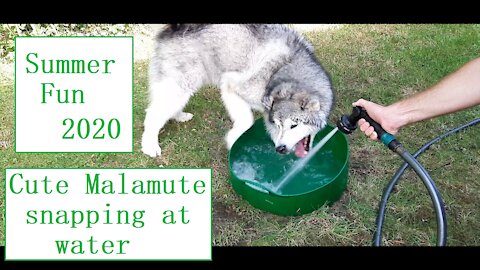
294,135,311,158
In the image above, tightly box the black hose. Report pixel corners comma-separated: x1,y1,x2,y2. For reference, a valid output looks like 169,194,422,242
400,148,446,245
373,118,480,246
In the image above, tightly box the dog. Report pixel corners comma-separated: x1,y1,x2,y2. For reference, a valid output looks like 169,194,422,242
141,24,334,158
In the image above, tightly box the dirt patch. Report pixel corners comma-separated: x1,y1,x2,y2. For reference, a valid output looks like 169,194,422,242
414,205,435,223
328,192,349,216
349,147,377,178
212,200,246,236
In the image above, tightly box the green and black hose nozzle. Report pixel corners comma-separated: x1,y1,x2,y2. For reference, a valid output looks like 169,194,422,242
337,106,448,246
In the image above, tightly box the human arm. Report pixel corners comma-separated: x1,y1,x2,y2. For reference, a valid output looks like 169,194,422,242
353,57,480,140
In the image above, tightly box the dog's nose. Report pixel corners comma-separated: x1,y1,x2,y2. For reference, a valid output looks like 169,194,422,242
276,145,288,154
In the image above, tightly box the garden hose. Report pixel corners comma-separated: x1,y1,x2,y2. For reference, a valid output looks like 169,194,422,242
373,117,480,246
336,107,480,246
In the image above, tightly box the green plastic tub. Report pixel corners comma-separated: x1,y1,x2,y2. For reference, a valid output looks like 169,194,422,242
228,119,349,216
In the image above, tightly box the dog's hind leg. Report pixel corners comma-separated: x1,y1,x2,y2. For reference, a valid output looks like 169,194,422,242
220,87,254,149
141,78,192,157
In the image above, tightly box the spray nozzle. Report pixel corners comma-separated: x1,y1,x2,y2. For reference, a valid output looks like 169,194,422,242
337,106,400,151
337,106,363,134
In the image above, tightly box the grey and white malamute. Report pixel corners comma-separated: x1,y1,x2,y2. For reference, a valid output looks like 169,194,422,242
141,24,334,158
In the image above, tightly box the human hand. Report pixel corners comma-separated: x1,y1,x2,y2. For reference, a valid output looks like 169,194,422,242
352,99,401,140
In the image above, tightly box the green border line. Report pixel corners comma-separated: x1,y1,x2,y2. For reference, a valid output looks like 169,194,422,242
4,168,213,261
14,36,134,154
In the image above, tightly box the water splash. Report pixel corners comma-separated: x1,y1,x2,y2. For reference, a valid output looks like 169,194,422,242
272,127,339,193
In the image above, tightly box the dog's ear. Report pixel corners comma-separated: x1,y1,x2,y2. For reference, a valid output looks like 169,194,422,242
291,91,321,112
300,96,321,112
262,95,274,110
271,83,295,99
263,83,295,110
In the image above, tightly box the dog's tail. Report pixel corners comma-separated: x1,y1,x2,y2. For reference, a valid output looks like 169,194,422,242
157,24,209,39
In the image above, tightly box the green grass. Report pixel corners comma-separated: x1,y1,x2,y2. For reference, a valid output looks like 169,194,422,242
1,24,480,246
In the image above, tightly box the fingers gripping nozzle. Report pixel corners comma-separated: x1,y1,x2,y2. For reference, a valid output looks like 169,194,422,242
337,106,400,151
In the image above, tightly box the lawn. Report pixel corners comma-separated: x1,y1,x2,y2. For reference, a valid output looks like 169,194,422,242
1,24,479,246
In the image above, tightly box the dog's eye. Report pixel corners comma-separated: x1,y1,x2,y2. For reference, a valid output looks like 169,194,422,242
290,124,298,129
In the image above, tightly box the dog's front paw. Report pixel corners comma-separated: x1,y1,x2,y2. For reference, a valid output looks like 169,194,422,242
225,128,244,150
174,112,194,122
141,138,162,157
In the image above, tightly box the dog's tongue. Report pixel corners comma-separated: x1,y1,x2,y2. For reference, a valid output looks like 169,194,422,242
295,137,309,158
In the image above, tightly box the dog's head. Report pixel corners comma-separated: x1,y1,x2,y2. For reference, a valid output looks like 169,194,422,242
262,82,332,158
